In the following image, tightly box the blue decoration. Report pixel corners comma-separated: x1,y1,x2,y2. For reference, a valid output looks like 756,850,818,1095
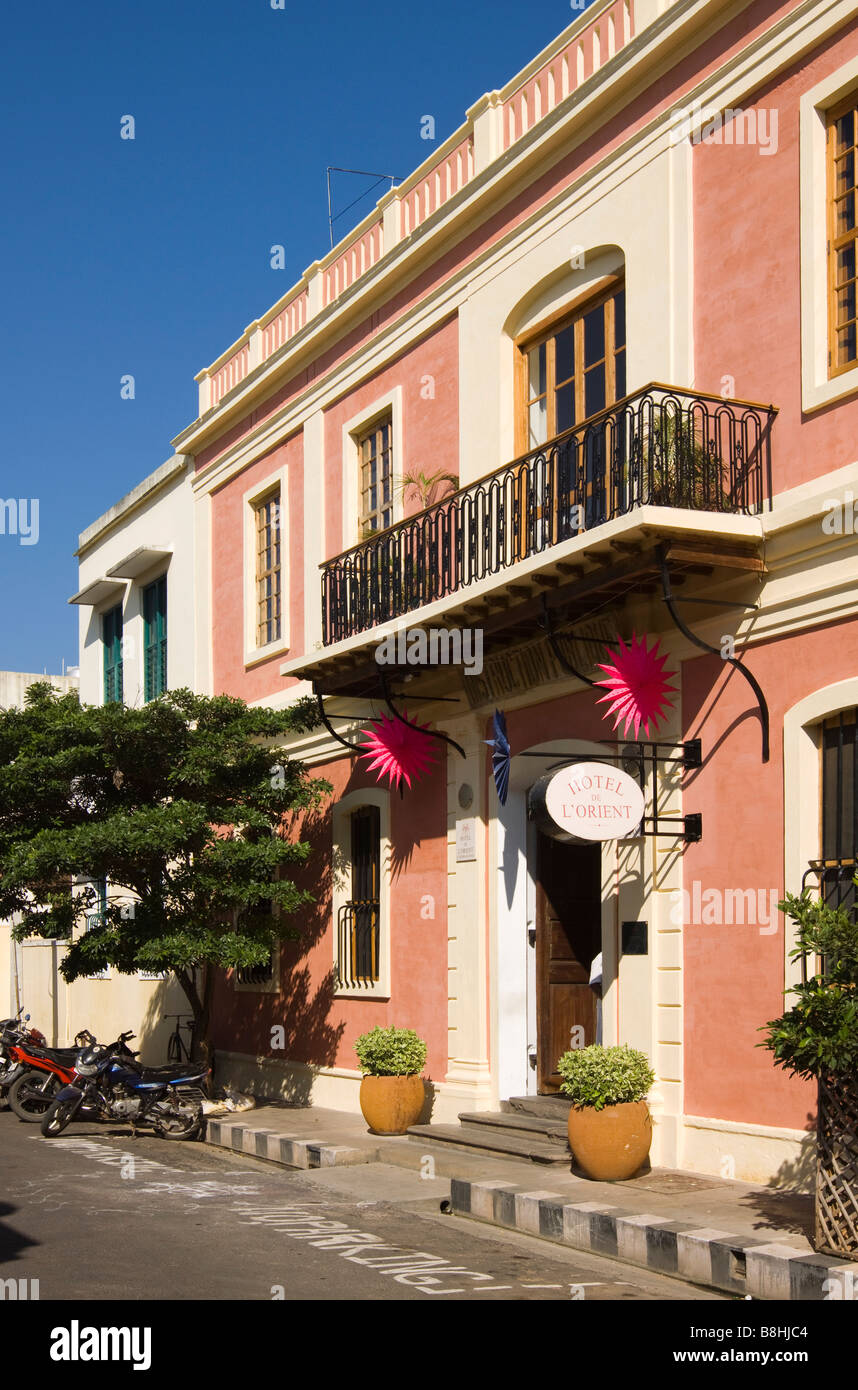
486,708,511,805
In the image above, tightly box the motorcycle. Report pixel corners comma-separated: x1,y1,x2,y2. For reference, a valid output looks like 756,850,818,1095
6,1028,98,1121
41,1032,208,1141
0,1012,48,1109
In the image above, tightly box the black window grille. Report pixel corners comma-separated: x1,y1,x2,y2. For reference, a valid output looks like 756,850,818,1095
236,951,275,986
337,806,381,988
236,899,277,986
801,708,857,978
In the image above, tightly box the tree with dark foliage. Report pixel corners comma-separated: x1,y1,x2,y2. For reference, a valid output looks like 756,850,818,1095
0,683,328,1067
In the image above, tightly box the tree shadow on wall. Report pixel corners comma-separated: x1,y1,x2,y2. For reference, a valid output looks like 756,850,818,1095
211,804,346,1103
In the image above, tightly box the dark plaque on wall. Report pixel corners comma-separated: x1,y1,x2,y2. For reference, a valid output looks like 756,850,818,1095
622,920,648,955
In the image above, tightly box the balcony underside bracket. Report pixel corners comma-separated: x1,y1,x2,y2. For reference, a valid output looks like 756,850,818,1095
540,595,596,687
314,692,366,754
380,674,466,760
657,545,770,763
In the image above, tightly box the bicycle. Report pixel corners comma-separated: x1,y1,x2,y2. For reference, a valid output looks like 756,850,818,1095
164,1014,195,1063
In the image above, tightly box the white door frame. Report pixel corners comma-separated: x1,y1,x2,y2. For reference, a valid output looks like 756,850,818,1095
492,736,613,1101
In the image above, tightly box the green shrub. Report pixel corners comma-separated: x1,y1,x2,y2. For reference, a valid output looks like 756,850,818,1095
760,890,858,1082
556,1044,655,1111
354,1026,427,1077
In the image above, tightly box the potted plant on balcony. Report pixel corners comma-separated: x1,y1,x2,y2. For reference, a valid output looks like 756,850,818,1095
645,411,728,510
557,1043,655,1180
354,1026,427,1135
760,887,858,1257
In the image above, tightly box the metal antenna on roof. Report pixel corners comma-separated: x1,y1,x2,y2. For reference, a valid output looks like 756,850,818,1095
326,167,401,248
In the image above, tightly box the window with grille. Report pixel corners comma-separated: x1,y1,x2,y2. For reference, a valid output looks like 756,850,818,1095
519,283,626,449
235,898,277,987
828,95,858,377
143,574,167,701
255,491,281,647
337,806,381,988
85,878,110,979
103,605,124,705
814,709,857,915
358,418,393,537
236,950,275,986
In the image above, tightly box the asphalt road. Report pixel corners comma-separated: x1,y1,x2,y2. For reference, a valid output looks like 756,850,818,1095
0,1109,724,1302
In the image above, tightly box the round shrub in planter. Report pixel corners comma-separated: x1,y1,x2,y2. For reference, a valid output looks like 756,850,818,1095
557,1044,655,1181
354,1026,427,1135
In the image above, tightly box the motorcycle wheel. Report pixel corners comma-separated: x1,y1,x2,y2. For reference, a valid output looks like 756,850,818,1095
41,1095,83,1138
8,1070,62,1122
152,1101,203,1140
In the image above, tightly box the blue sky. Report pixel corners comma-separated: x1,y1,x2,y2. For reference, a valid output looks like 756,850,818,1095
0,0,597,675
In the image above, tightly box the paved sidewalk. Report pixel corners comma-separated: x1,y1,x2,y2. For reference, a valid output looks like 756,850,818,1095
204,1102,858,1301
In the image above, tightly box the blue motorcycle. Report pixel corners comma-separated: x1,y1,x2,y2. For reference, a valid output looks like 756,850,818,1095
40,1031,208,1141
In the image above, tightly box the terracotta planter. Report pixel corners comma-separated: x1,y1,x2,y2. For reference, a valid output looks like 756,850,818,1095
567,1100,652,1181
359,1074,425,1135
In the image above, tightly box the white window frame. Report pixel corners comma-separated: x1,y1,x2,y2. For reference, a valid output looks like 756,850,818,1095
783,677,858,989
82,919,111,979
800,57,858,413
243,467,290,668
340,386,403,549
332,788,391,1000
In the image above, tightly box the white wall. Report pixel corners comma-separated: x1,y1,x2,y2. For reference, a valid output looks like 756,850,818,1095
76,458,196,707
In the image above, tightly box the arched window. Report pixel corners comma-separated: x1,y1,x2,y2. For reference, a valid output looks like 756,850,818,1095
332,790,391,998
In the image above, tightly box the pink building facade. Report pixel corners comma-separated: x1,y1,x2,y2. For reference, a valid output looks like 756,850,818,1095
77,0,858,1184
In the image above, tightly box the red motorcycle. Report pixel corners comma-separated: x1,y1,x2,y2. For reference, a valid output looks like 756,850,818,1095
6,1029,95,1122
0,1011,46,1108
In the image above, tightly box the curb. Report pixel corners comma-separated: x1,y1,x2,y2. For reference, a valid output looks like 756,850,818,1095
451,1179,858,1301
206,1119,376,1169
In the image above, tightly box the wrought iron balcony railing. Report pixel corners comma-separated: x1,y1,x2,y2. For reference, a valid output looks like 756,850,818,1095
321,383,776,646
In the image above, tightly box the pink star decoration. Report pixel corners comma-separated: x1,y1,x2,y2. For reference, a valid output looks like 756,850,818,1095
594,632,678,739
358,711,438,790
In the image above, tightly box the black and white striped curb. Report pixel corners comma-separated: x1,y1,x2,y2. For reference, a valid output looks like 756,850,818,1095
206,1119,375,1169
450,1179,858,1301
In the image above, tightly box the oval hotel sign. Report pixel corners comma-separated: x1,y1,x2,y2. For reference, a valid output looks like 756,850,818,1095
542,762,645,842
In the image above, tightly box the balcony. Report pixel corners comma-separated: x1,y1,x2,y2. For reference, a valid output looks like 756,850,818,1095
321,384,776,647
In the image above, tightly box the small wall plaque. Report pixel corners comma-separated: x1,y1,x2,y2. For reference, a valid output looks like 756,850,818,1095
455,818,477,862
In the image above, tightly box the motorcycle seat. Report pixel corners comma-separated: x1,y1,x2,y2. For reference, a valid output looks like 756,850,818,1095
28,1046,79,1062
138,1064,206,1082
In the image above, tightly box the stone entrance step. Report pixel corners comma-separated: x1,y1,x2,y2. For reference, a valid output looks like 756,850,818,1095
408,1099,576,1165
504,1094,573,1120
407,1121,571,1164
457,1110,570,1145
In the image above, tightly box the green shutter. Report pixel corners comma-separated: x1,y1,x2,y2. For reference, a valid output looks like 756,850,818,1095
143,575,168,701
103,605,124,704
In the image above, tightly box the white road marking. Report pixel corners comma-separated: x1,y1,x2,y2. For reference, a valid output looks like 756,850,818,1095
231,1201,517,1298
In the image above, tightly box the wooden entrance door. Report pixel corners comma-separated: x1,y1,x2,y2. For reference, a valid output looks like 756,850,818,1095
535,836,602,1093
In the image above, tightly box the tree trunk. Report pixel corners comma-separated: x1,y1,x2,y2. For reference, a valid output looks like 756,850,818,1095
815,1073,858,1257
175,966,215,1094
